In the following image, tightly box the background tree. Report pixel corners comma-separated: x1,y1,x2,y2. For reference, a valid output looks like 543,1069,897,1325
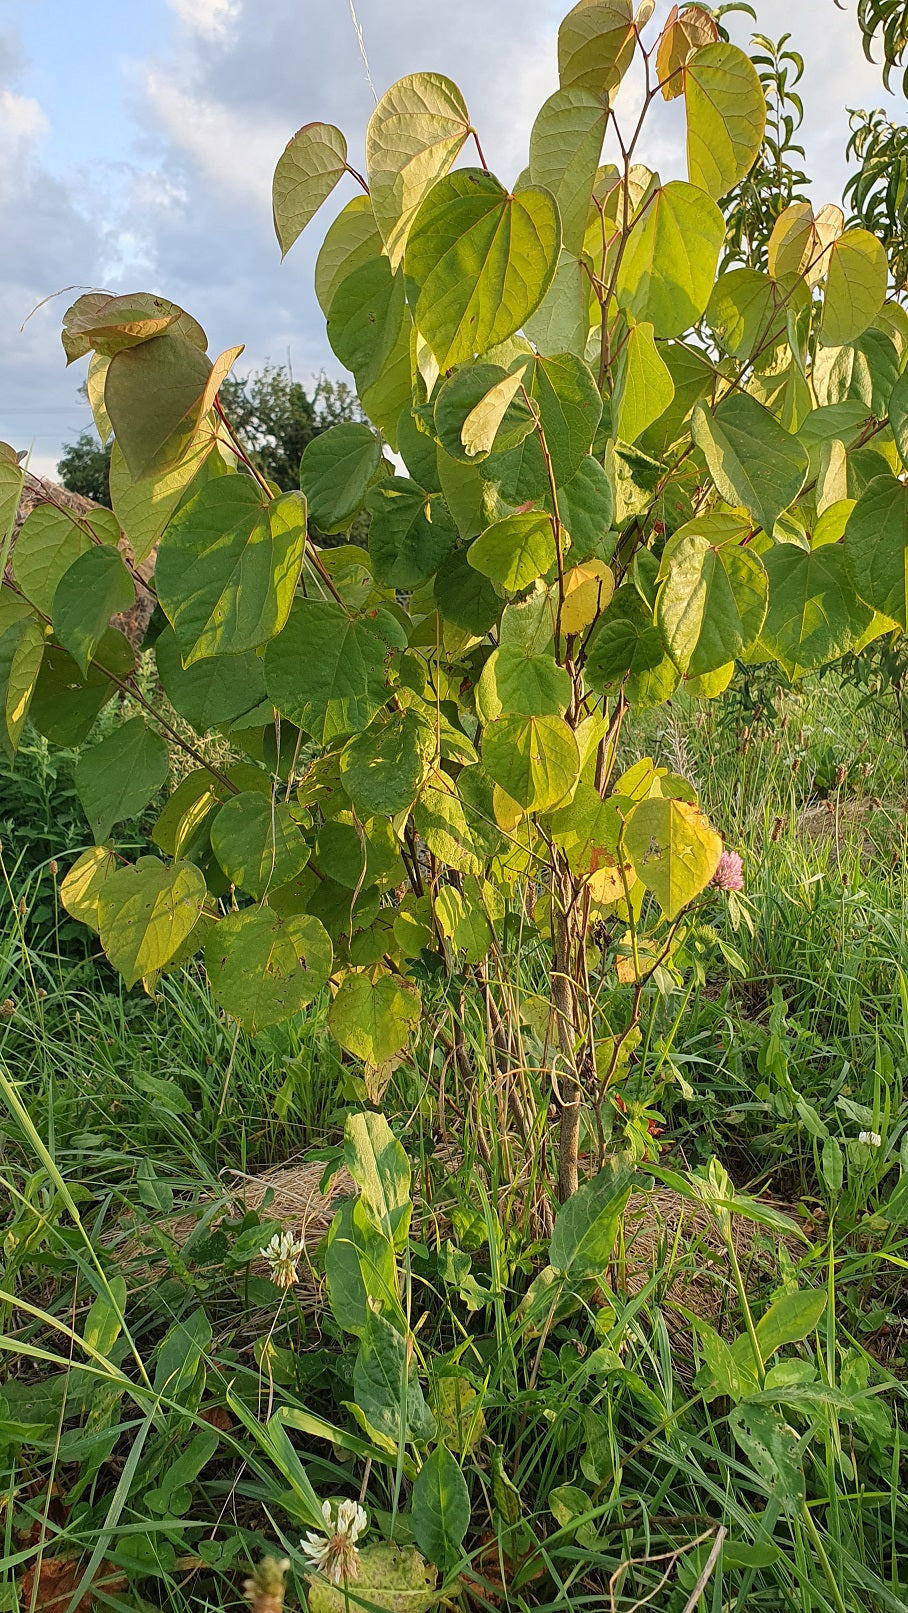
57,365,362,506
56,428,112,507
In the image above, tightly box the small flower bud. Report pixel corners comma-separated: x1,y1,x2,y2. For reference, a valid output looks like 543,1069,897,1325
49,860,58,877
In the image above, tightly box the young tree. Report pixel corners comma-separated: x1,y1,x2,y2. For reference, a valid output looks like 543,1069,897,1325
4,0,903,1199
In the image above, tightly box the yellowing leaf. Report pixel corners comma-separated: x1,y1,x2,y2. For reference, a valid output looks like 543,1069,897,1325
767,201,815,281
560,561,615,634
623,795,722,918
656,4,718,100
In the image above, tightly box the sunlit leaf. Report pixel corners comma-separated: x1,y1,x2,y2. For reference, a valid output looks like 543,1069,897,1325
272,122,348,257
405,170,561,368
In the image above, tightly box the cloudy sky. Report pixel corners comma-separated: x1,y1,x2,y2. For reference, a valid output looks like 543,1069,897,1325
1,0,899,477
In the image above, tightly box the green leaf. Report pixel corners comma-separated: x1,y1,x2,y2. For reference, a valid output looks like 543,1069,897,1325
12,503,92,615
623,795,722,918
558,0,635,97
367,479,458,588
412,1445,470,1572
156,476,306,664
345,1111,412,1250
0,456,24,542
317,814,403,889
481,352,601,501
75,716,170,841
29,633,130,747
105,332,212,481
328,257,408,395
109,435,214,565
341,708,435,816
405,169,561,368
155,625,265,733
433,547,501,635
62,290,206,363
482,713,579,811
706,268,782,361
325,1196,401,1335
529,89,607,257
586,586,680,708
205,908,332,1034
550,1158,636,1276
467,514,556,593
524,250,594,357
329,968,422,1063
684,42,766,199
819,229,888,348
656,531,768,674
300,422,382,534
755,1289,827,1361
153,770,222,861
433,363,535,464
315,196,383,318
692,394,808,531
272,122,348,257
210,792,310,898
59,846,118,935
53,545,134,677
613,320,675,445
0,616,44,756
615,182,725,338
729,1405,804,1511
558,455,615,560
354,1311,435,1446
693,1318,750,1403
888,367,908,470
413,773,482,875
476,643,571,720
366,73,472,270
435,880,494,964
760,543,873,679
264,599,395,744
98,857,207,989
844,473,908,629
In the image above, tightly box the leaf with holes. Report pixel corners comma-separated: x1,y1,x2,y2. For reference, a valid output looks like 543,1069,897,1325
206,908,332,1034
623,795,722,918
329,968,422,1063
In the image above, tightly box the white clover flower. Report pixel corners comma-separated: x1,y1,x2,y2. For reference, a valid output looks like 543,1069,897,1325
260,1229,306,1289
858,1130,882,1148
301,1499,368,1585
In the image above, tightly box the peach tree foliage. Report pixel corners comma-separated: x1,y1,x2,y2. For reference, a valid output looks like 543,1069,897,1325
1,0,904,1198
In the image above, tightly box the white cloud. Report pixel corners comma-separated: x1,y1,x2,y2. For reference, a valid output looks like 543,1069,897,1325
142,68,284,205
167,0,241,41
0,87,48,144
